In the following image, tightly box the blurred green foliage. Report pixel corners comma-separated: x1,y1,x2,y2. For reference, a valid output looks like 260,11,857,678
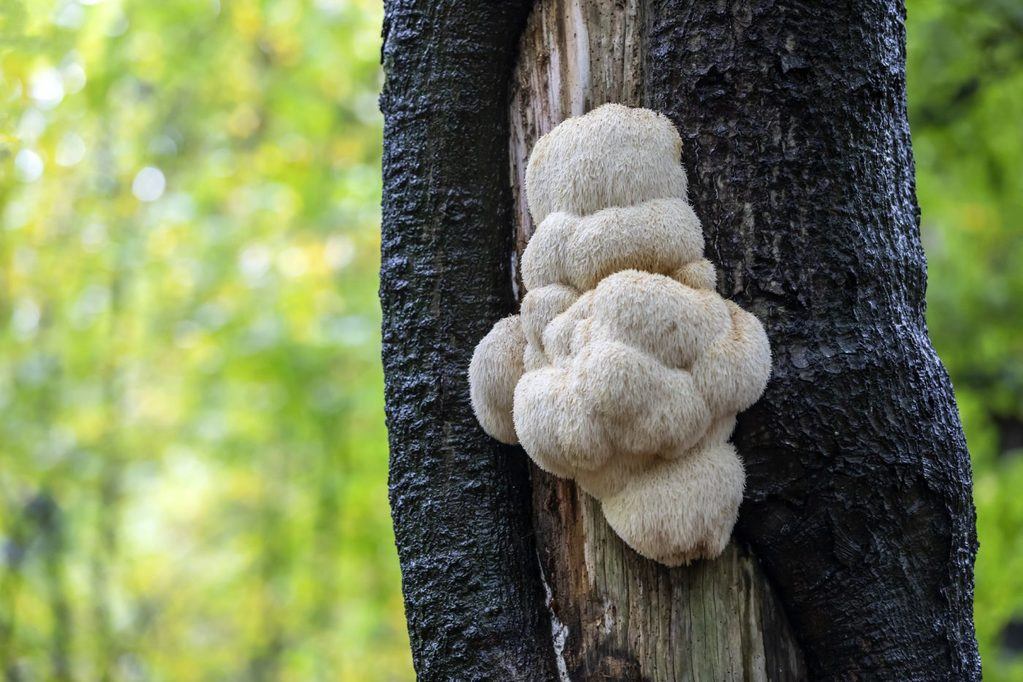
0,0,1019,679
0,0,409,679
909,1,1023,679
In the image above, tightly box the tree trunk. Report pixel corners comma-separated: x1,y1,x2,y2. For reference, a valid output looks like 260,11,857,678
380,3,558,680
380,0,980,680
644,1,980,678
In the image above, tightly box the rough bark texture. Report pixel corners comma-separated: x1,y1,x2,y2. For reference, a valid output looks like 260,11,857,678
645,1,981,679
510,1,805,679
381,0,980,679
379,2,557,679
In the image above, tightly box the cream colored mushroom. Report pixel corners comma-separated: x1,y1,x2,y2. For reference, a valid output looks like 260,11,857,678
468,104,771,566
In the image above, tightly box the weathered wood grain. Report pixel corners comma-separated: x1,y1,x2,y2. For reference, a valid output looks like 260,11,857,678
509,1,805,678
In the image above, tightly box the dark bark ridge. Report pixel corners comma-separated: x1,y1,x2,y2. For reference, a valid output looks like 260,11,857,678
646,1,980,678
379,1,557,679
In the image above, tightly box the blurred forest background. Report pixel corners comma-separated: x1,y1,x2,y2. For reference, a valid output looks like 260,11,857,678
0,0,1020,679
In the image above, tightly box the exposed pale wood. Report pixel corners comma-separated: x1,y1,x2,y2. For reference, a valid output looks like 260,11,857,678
509,1,806,678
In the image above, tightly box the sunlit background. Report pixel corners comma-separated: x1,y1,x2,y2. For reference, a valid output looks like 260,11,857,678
0,0,1020,679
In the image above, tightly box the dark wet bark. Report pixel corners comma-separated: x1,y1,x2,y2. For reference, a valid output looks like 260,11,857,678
381,0,979,679
646,1,980,679
379,1,557,680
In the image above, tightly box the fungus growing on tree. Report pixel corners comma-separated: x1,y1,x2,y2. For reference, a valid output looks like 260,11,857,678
469,104,771,565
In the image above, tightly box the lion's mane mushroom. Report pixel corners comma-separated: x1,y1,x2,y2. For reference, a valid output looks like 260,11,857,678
468,104,771,566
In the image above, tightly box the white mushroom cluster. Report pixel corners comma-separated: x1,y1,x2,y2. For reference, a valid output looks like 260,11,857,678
469,104,771,566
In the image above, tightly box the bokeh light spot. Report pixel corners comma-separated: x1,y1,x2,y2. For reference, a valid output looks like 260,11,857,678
15,149,44,182
132,166,166,202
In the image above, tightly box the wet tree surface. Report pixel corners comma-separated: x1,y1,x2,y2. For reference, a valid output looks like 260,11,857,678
379,2,557,680
646,1,980,678
380,0,980,679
